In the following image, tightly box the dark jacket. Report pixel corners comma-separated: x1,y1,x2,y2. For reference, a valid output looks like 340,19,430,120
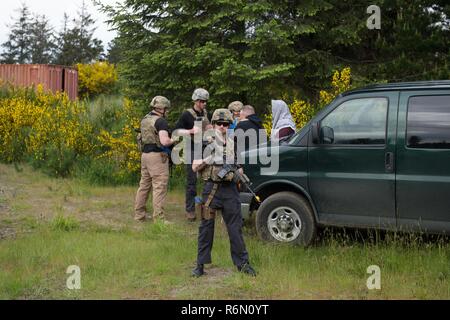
235,114,266,151
236,114,263,131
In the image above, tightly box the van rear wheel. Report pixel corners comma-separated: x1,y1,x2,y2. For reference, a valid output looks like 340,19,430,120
256,192,316,246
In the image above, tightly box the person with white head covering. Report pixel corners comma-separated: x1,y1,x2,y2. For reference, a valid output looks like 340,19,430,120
270,100,296,141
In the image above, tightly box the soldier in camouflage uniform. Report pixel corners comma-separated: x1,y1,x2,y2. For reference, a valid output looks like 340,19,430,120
191,108,257,277
134,96,176,222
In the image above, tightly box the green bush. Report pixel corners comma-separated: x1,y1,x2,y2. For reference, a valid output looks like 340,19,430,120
29,144,77,178
74,156,139,186
86,94,125,132
168,164,187,191
77,61,118,98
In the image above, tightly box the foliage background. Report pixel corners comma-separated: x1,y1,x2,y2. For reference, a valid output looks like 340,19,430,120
1,1,449,185
99,0,449,115
0,2,104,65
0,72,138,184
77,61,119,98
0,65,351,184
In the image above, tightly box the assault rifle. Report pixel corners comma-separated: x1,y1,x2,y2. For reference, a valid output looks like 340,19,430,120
217,164,261,203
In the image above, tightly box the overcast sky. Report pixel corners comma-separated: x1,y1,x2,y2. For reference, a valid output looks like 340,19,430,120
0,0,123,51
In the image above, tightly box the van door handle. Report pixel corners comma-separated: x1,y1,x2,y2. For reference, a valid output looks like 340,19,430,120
385,152,394,173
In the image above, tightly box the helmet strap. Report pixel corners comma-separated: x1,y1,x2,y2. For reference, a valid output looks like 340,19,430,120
154,107,166,117
193,101,204,112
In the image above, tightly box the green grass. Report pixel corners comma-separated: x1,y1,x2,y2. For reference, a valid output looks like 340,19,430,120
0,163,449,299
50,215,80,232
86,94,125,132
0,222,448,299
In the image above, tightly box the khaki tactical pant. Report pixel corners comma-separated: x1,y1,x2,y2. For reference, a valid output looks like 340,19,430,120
134,152,169,221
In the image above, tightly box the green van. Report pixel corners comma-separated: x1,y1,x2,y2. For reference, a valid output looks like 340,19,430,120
241,81,450,245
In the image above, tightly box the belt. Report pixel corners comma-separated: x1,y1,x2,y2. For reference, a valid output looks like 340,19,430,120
207,179,233,185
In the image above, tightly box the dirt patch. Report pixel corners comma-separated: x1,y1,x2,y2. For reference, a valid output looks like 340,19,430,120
168,266,234,299
0,227,16,240
200,266,234,282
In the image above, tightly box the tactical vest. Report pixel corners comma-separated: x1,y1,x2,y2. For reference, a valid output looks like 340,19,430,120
199,136,236,182
187,108,210,131
140,114,162,148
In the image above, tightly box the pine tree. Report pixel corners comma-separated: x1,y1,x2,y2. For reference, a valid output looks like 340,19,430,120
75,0,104,63
99,0,313,110
54,13,79,65
99,0,450,113
1,4,33,63
106,37,123,64
29,14,56,64
54,1,104,65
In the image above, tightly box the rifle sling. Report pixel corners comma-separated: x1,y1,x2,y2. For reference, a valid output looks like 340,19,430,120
205,183,219,208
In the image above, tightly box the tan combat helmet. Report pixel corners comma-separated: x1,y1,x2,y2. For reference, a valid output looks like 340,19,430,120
150,95,170,110
227,101,244,113
192,88,210,101
211,108,233,124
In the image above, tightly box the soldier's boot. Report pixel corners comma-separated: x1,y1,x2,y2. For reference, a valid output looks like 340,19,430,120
191,264,205,277
134,212,148,222
238,262,257,277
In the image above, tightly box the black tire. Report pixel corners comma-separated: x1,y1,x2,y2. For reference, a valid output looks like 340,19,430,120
256,192,317,246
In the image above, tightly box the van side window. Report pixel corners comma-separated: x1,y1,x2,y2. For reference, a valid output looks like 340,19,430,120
407,95,450,149
320,98,388,145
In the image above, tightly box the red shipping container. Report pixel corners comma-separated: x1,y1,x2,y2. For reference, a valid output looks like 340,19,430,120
0,64,78,100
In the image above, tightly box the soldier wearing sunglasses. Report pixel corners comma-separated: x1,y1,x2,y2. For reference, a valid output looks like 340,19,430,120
191,108,256,277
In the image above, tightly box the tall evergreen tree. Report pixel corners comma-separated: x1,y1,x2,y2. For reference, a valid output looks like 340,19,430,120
75,0,104,62
54,1,104,65
29,14,56,64
106,37,123,64
54,13,79,65
99,0,313,110
1,4,33,63
99,0,450,113
320,1,450,84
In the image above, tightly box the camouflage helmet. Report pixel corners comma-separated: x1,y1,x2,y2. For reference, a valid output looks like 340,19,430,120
192,88,210,101
228,101,244,112
150,96,170,109
211,108,233,124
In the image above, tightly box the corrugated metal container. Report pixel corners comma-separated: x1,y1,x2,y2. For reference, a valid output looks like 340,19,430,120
0,64,78,100
64,68,78,101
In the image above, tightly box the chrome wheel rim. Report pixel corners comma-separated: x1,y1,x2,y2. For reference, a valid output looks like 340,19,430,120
267,206,302,242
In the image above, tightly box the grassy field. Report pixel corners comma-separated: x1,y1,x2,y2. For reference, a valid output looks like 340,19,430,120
0,163,449,299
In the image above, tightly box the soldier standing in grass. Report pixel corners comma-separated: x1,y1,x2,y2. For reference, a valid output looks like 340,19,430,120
174,88,212,222
191,108,256,277
134,96,177,223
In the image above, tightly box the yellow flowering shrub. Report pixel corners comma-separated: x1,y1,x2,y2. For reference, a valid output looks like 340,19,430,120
289,98,316,130
77,61,118,98
319,67,352,106
0,85,93,168
96,98,141,177
0,92,39,162
0,83,142,181
262,113,273,136
28,86,93,162
263,67,352,136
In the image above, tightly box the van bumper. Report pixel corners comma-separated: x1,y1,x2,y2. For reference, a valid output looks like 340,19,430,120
240,193,254,220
